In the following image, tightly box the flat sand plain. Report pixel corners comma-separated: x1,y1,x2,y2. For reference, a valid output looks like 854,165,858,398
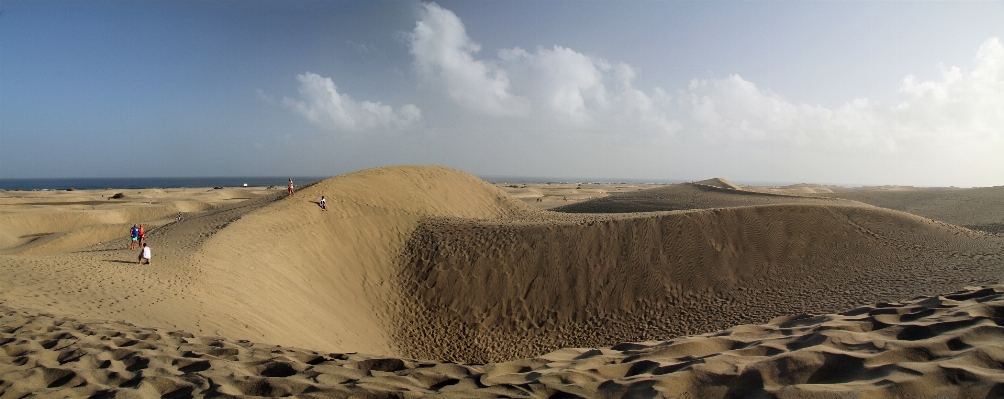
2,166,1003,398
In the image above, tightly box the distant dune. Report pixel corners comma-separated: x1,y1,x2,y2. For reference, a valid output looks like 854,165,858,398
550,180,848,214
2,165,1003,396
693,177,743,190
818,185,1004,235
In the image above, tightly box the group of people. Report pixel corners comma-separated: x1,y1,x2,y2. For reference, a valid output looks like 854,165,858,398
129,224,146,249
130,224,151,265
127,179,322,266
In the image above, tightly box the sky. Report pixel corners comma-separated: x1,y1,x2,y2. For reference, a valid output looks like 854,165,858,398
1,0,1002,186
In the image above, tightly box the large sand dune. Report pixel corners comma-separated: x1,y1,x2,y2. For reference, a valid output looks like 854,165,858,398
2,165,1004,396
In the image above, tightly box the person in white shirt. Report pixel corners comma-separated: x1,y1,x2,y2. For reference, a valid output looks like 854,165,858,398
319,196,327,211
138,243,152,265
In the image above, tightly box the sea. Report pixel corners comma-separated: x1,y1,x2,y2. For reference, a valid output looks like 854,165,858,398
0,177,327,191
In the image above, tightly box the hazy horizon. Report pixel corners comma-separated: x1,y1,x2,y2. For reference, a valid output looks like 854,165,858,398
3,172,988,190
3,1,1002,187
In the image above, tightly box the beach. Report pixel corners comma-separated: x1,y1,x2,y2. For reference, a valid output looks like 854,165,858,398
2,165,1003,397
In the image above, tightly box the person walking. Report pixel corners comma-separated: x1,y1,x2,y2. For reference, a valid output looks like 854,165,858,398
287,178,295,196
138,243,152,265
129,224,139,249
319,196,327,211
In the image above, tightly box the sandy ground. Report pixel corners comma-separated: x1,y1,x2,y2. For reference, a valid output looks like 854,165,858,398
3,285,1002,398
2,167,1003,397
493,182,663,210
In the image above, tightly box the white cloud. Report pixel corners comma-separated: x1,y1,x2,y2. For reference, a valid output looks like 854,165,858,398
409,5,680,136
398,4,1002,184
408,3,1001,167
409,3,528,116
893,37,1003,141
282,72,421,132
672,38,1003,155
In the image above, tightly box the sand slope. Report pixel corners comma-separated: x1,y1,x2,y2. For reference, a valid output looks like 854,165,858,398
397,202,1004,362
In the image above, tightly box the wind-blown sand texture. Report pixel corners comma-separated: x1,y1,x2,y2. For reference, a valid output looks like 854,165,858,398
3,286,1003,398
2,165,1003,397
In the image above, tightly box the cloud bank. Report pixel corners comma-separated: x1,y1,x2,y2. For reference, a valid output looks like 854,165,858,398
283,72,421,132
272,2,1000,185
409,2,1002,159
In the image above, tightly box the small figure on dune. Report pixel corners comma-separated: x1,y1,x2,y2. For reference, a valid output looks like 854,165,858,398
130,224,139,249
319,196,327,211
138,243,152,265
176,211,182,222
138,225,146,246
287,178,295,196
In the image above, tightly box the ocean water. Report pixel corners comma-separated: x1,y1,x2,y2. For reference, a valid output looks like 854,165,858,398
0,177,326,191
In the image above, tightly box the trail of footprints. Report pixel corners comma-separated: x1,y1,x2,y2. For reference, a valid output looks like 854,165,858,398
3,285,1004,398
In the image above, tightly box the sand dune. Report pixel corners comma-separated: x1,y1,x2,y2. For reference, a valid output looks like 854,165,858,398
748,183,836,195
495,182,657,210
2,165,1003,396
0,187,273,254
550,181,851,214
818,185,1004,234
693,177,743,190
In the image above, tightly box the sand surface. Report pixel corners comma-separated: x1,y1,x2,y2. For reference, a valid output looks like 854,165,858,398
3,286,1003,398
2,166,1003,397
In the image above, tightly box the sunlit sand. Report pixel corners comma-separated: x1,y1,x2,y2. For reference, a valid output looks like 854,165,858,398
2,166,1003,397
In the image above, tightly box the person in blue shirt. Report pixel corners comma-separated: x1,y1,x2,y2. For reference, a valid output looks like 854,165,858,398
130,224,139,249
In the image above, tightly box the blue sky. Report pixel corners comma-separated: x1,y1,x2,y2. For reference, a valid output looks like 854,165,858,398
2,0,1002,186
